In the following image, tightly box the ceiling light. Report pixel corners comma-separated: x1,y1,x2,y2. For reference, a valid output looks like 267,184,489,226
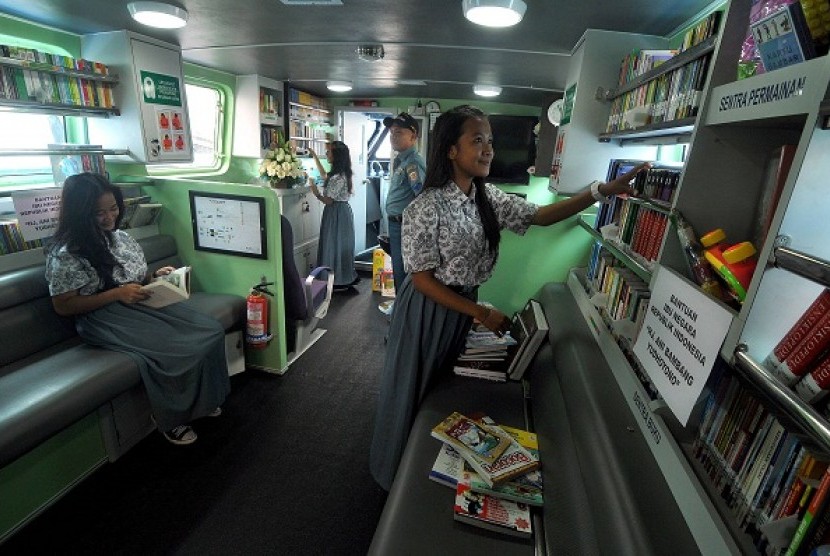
473,84,502,97
462,0,526,27
326,80,353,92
356,45,385,62
128,2,189,28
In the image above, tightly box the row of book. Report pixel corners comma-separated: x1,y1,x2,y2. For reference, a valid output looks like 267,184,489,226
605,55,712,132
0,45,115,109
120,195,163,229
0,219,45,255
604,11,721,132
694,369,830,555
452,299,549,383
430,412,542,538
49,145,107,186
287,87,328,110
259,87,281,117
765,288,830,406
585,244,658,399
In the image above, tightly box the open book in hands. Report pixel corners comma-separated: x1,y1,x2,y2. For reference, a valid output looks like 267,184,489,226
139,266,191,308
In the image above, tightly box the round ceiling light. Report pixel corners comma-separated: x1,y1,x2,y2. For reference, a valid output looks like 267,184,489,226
327,81,353,92
473,84,502,97
462,0,527,27
128,2,189,29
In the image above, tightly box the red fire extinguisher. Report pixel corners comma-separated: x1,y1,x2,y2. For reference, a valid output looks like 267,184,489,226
246,278,274,349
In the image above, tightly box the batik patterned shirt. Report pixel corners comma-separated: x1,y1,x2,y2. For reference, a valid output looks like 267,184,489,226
45,230,148,296
322,173,351,201
402,182,538,286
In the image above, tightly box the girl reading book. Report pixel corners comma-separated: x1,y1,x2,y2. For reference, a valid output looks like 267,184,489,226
45,173,230,445
369,105,649,489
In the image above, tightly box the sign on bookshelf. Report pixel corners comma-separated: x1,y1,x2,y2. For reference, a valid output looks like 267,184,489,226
632,265,733,424
11,187,62,242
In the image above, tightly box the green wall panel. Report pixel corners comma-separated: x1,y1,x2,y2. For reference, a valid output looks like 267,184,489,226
0,414,106,543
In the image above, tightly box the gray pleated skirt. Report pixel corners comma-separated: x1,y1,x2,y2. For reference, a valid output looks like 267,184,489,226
369,275,476,490
76,301,231,431
317,201,358,287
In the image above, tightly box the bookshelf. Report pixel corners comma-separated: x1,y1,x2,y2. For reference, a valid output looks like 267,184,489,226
285,86,331,156
563,0,830,551
0,54,119,118
233,74,284,158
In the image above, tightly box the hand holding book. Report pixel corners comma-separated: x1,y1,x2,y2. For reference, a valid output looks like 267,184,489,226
139,266,192,309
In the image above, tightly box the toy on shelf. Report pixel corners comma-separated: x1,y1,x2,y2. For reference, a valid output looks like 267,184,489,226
700,228,758,302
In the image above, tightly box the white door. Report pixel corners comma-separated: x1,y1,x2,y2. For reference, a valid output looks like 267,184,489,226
336,107,393,252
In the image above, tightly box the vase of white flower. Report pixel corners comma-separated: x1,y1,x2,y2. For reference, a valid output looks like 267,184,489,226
259,133,305,189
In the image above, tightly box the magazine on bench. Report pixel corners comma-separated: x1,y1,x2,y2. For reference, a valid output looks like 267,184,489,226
454,473,532,538
139,266,191,308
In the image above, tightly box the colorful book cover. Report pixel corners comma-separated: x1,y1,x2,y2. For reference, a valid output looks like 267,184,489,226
751,2,816,73
431,412,511,464
453,476,532,538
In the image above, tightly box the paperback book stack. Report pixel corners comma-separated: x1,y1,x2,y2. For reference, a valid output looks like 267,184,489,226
453,325,517,382
430,412,542,539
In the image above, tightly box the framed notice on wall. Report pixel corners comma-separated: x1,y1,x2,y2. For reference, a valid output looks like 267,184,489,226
189,191,267,259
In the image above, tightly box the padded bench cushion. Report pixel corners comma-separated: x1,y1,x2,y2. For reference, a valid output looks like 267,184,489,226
369,374,534,555
534,282,698,556
0,342,138,466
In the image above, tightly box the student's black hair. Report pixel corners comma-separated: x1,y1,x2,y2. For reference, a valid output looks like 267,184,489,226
49,172,126,289
325,140,354,193
424,105,500,253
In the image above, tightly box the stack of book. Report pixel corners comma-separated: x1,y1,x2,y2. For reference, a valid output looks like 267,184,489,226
430,412,542,539
120,195,162,229
454,299,549,383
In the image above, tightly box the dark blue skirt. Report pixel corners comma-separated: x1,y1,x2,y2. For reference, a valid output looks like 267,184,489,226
369,275,475,490
76,301,231,431
317,201,358,286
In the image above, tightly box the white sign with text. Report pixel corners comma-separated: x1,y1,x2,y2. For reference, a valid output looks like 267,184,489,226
633,266,733,425
12,188,63,242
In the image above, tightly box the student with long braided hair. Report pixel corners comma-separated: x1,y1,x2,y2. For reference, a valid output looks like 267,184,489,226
369,105,648,489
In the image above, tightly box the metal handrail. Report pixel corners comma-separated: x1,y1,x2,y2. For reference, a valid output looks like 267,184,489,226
733,346,830,455
0,148,131,157
773,247,830,289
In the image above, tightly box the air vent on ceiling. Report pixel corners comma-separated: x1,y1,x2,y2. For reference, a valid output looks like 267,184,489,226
279,0,342,4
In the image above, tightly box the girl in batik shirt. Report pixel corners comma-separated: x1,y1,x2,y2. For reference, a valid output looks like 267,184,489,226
45,173,229,446
309,141,359,289
369,105,648,489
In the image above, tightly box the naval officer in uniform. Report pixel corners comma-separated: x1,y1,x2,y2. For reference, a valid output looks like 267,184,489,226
383,113,427,302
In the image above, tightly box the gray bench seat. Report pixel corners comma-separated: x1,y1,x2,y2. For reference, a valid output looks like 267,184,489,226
370,281,700,555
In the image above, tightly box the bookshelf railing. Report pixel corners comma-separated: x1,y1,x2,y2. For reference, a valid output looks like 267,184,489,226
0,147,130,157
733,346,830,455
0,99,120,118
577,215,653,282
772,246,830,288
598,117,695,144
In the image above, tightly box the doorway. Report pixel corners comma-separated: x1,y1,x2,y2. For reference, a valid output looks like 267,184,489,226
336,107,394,271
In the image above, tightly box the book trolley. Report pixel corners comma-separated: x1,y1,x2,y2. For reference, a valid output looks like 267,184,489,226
564,0,830,553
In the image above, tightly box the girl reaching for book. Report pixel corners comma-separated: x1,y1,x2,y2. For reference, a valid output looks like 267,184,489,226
45,172,230,446
308,141,359,289
369,105,649,490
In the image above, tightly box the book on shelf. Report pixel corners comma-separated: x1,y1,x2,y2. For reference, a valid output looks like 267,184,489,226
430,412,512,464
48,144,106,186
0,218,45,255
453,474,532,538
765,289,830,370
121,203,163,229
785,465,830,556
751,1,816,73
754,145,796,249
139,266,191,309
772,309,830,386
505,299,549,381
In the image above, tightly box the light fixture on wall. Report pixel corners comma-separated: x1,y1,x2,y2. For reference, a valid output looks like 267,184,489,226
326,80,353,92
462,0,526,27
355,45,385,62
128,1,189,28
473,84,502,97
